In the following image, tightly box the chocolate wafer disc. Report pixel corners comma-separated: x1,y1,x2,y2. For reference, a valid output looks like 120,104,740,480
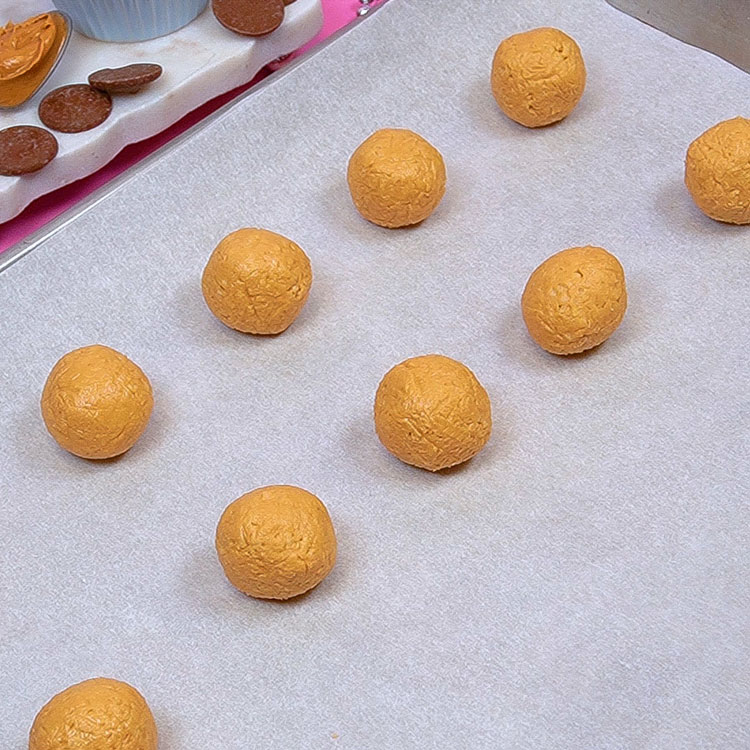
0,125,58,176
212,0,285,36
89,63,163,94
39,84,112,133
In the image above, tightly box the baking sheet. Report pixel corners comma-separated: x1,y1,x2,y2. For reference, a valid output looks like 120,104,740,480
1,0,749,747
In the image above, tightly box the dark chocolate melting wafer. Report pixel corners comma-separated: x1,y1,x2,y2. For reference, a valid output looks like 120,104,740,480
39,84,112,133
89,63,163,94
212,0,285,36
0,125,58,176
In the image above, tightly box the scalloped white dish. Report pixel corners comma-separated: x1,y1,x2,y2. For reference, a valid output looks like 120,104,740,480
0,0,322,223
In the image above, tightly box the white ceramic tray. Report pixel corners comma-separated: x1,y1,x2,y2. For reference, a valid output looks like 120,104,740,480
0,0,322,223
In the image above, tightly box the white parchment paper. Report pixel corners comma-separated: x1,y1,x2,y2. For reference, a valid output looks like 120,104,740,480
1,1,748,747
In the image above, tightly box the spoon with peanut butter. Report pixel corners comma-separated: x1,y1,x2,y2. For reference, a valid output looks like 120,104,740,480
0,11,71,108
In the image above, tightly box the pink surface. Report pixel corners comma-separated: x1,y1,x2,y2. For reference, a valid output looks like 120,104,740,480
0,0,384,253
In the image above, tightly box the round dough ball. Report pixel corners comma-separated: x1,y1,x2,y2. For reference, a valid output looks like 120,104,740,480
41,345,153,459
29,677,157,750
684,116,750,224
347,128,447,228
491,27,586,128
521,246,627,355
215,485,337,600
201,228,313,334
374,354,492,472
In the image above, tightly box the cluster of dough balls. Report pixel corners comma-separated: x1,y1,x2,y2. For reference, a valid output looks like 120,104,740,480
27,491,337,747
40,228,313,461
488,27,748,223
31,21,748,747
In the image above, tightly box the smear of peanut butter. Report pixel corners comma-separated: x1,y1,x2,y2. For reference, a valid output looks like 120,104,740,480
0,12,66,108
0,13,57,81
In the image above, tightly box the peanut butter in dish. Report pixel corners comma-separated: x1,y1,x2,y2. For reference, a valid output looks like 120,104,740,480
0,12,69,108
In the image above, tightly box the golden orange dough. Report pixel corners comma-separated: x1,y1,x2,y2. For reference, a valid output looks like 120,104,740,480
201,228,312,334
491,27,586,128
684,117,750,224
521,246,627,355
374,354,492,472
29,677,157,750
347,128,446,228
215,485,337,600
40,345,153,460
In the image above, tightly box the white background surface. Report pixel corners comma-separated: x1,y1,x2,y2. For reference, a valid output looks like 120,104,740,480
0,0,322,222
1,0,748,747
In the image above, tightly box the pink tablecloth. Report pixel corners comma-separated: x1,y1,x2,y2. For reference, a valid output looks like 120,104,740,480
0,0,382,254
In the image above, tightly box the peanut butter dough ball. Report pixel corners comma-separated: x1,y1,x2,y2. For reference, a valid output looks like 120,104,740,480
374,354,492,471
216,485,337,600
521,246,627,355
347,128,447,228
29,677,157,750
201,228,313,334
41,345,153,459
491,27,586,128
684,116,750,224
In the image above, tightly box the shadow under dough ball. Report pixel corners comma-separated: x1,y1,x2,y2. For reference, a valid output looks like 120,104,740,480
29,677,157,750
40,344,153,459
521,246,627,355
491,27,586,128
201,227,312,334
374,354,492,471
215,485,337,600
685,116,750,224
347,128,446,228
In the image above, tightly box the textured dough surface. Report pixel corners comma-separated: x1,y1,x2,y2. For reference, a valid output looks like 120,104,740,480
491,27,586,128
684,116,750,224
521,246,627,355
374,354,492,472
201,227,312,334
40,345,153,459
215,485,337,600
347,128,446,228
29,677,157,750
